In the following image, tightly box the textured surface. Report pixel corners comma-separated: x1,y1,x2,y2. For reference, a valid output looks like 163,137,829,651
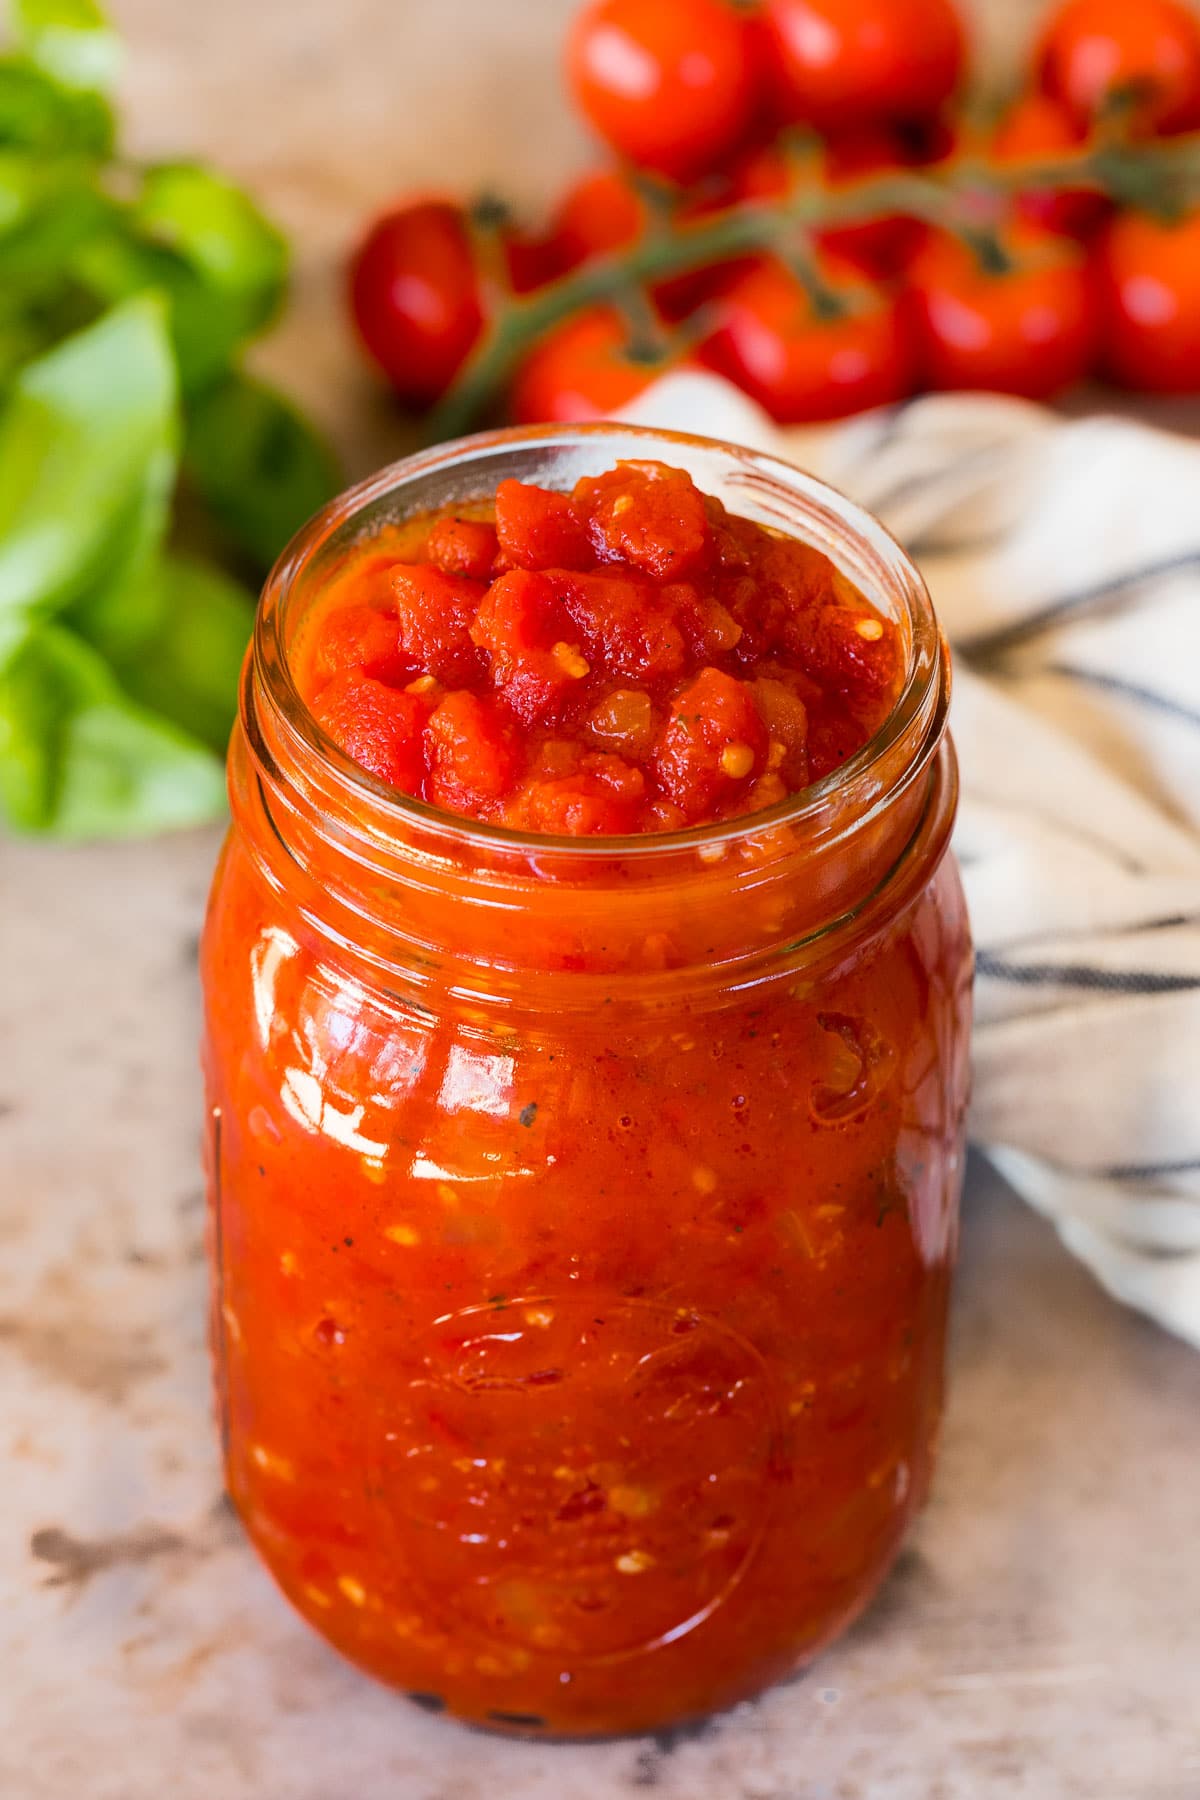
4,1,1200,1794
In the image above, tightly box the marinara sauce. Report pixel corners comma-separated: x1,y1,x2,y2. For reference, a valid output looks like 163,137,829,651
202,425,971,1736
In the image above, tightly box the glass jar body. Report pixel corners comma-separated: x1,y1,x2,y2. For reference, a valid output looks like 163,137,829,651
201,420,972,1736
202,785,970,1737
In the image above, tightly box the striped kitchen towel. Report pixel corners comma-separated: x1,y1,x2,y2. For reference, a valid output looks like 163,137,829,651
625,373,1200,1350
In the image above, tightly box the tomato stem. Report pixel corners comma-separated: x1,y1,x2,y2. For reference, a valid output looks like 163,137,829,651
424,131,1200,444
780,236,849,321
613,284,675,363
959,227,1015,277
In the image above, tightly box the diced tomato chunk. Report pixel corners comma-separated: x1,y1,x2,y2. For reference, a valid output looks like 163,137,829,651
470,568,585,724
772,538,847,609
574,462,711,581
726,534,837,663
424,515,499,580
494,479,593,571
311,670,430,792
555,570,687,683
294,460,904,832
704,494,758,571
470,567,568,663
391,564,486,685
665,582,743,660
310,602,406,687
807,702,875,781
784,603,901,709
751,676,810,789
653,667,769,821
425,690,518,816
507,762,644,836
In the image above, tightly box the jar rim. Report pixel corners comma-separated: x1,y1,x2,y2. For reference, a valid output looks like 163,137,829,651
252,420,947,864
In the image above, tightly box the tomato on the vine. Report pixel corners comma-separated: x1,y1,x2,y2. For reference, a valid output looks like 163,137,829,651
822,128,931,274
566,0,757,181
990,92,1107,238
545,169,650,275
1037,0,1200,136
761,0,967,132
502,228,561,296
349,200,484,404
509,303,677,423
905,224,1099,398
699,253,915,422
1095,208,1200,391
736,129,925,279
544,166,740,321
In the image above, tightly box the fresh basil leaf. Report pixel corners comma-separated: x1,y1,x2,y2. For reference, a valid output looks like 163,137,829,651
185,370,340,570
11,0,121,95
0,56,115,155
0,10,323,844
73,182,287,395
0,147,93,238
0,173,113,278
0,309,48,384
0,283,102,395
66,546,165,659
103,554,254,755
0,152,27,234
72,231,241,391
0,620,225,837
134,161,287,330
68,545,253,753
0,294,177,657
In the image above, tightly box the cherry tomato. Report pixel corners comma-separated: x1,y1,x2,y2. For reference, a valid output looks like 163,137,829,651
509,304,673,423
905,224,1099,398
566,0,757,181
349,200,485,405
502,228,561,295
699,253,915,422
736,129,925,280
1037,0,1200,135
823,129,933,274
990,92,1108,238
544,167,736,321
1095,208,1200,391
761,0,967,131
545,169,650,275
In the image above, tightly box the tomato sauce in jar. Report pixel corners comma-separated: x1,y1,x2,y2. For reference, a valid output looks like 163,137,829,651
201,424,972,1737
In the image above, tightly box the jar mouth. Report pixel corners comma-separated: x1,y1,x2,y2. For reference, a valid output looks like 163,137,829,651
252,420,947,864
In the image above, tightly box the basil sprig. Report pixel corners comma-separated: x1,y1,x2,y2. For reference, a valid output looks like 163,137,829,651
0,0,340,837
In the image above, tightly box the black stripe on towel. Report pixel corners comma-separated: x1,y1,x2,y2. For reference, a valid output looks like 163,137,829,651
1099,1157,1200,1182
968,782,1150,876
867,440,1015,518
865,397,920,458
960,548,1200,658
1049,664,1200,731
975,950,1200,994
907,523,1016,560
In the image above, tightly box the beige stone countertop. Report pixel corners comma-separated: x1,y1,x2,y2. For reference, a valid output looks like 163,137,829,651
4,2,1200,1795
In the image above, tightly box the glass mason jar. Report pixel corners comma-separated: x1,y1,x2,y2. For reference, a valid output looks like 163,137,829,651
201,422,972,1738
